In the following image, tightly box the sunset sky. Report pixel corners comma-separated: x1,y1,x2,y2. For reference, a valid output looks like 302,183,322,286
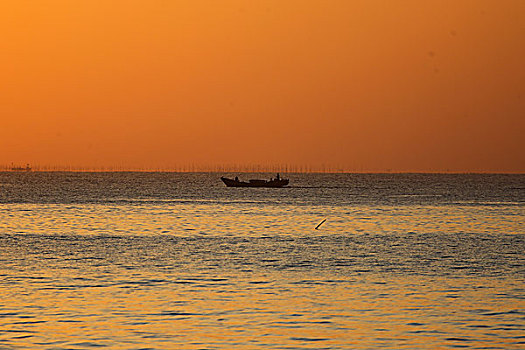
1,0,524,172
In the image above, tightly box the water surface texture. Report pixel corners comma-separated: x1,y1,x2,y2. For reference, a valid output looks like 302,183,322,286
0,173,524,349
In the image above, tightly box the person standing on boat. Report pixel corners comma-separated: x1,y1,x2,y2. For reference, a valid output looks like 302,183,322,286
276,173,280,180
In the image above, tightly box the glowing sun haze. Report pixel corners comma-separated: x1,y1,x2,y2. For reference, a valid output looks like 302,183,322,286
1,0,524,172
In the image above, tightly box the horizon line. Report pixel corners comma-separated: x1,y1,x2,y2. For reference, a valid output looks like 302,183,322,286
2,163,524,174
1,167,523,175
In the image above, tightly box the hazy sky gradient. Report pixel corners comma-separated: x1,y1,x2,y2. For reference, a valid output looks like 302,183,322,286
1,0,524,172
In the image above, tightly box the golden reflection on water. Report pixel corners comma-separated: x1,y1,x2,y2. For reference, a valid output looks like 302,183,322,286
1,269,523,349
1,201,523,348
1,203,523,236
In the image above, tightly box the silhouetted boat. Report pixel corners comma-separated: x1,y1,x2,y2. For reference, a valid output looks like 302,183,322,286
221,174,289,188
11,164,32,172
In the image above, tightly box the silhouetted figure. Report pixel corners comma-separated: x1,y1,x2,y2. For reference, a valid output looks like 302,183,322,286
235,176,239,181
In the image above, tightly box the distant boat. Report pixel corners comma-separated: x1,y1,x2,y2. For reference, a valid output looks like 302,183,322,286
11,164,32,172
221,174,289,188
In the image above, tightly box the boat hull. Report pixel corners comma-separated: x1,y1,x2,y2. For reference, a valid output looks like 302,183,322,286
221,177,289,188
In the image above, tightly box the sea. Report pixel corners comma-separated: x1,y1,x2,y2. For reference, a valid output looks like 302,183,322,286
0,172,523,349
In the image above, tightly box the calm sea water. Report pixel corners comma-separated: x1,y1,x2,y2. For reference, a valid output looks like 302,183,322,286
0,172,524,349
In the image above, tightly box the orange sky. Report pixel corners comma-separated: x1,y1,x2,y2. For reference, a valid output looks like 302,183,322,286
1,0,524,172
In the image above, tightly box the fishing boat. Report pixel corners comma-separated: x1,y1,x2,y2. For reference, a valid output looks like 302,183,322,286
11,164,32,171
221,174,289,188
